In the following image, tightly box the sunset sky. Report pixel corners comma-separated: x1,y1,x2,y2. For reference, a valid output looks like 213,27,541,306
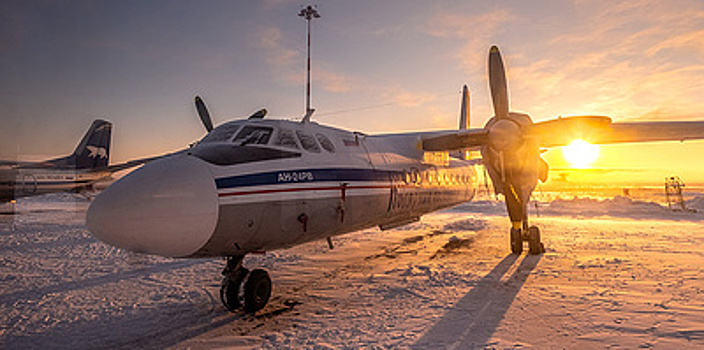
2,0,704,185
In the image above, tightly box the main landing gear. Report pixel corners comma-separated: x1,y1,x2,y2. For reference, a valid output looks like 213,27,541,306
220,256,272,313
510,225,545,255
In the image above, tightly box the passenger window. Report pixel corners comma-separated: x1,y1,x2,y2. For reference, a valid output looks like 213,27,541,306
273,128,300,149
233,126,273,146
296,130,321,153
315,133,336,153
201,124,241,143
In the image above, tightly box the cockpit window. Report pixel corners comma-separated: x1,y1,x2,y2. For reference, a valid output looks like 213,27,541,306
273,128,300,149
233,126,273,146
316,133,336,153
201,124,241,143
296,130,321,153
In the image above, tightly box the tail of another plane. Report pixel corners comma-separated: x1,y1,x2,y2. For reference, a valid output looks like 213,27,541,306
48,119,112,169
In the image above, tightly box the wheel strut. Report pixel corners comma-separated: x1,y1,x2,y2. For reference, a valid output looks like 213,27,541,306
219,256,272,313
527,225,545,255
509,225,545,255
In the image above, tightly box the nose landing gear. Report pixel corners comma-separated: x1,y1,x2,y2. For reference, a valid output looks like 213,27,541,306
510,225,545,255
220,256,272,313
527,225,545,255
510,227,523,254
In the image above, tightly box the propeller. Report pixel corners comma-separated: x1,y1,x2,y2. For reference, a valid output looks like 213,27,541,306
194,95,214,132
488,46,509,120
421,46,617,254
248,109,268,119
482,46,543,237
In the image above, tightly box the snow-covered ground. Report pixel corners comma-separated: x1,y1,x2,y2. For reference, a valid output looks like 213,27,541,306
1,191,703,349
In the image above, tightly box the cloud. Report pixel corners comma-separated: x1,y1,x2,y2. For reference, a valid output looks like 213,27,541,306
254,26,358,93
491,0,704,121
257,27,299,69
647,29,704,56
425,9,514,73
391,90,437,108
315,67,356,93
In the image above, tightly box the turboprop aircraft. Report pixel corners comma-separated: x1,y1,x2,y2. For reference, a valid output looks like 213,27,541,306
0,119,156,206
86,46,704,313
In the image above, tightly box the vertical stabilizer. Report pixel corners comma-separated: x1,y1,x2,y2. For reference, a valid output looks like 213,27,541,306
457,85,471,160
48,119,112,169
459,85,470,130
73,119,112,169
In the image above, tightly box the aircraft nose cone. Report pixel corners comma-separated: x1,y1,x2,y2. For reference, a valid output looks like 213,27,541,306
87,155,218,257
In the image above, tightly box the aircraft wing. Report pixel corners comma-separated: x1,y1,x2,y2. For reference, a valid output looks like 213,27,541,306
584,121,704,144
422,116,704,151
421,129,488,151
91,154,167,174
530,119,704,147
0,160,21,168
0,160,63,169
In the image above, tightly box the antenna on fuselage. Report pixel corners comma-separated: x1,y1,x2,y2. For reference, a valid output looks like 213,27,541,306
299,4,321,123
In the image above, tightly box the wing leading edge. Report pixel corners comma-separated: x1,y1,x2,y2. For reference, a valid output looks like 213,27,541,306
422,117,704,151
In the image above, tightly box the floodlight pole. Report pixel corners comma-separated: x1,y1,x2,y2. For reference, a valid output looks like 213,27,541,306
299,5,320,120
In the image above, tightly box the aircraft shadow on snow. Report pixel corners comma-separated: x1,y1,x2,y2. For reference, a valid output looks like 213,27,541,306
413,253,542,349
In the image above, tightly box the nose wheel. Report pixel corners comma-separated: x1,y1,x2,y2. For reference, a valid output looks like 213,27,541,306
220,256,272,313
510,226,545,255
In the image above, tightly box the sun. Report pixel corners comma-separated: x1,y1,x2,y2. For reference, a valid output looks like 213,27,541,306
562,139,599,168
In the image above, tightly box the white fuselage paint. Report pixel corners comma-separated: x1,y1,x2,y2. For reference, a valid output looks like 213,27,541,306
0,167,111,202
87,119,481,258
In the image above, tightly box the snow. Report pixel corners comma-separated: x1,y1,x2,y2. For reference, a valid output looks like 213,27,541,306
1,190,703,349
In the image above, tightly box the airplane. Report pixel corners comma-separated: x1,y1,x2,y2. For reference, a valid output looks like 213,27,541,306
85,46,704,313
0,119,157,207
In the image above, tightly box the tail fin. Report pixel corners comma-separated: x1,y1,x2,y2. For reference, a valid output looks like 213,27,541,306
459,85,470,130
73,119,111,169
48,119,112,169
457,85,471,160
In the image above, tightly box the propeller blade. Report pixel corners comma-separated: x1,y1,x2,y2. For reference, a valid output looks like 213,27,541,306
488,46,509,119
194,95,214,132
248,109,268,120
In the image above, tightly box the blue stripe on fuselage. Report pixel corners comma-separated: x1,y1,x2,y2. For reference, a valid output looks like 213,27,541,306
215,168,395,190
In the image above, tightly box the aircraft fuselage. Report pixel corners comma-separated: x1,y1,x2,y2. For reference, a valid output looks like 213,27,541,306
0,167,111,203
87,119,480,258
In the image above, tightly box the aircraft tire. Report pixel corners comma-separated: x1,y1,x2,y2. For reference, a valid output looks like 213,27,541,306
510,228,523,255
220,267,249,312
242,269,272,313
528,226,543,255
